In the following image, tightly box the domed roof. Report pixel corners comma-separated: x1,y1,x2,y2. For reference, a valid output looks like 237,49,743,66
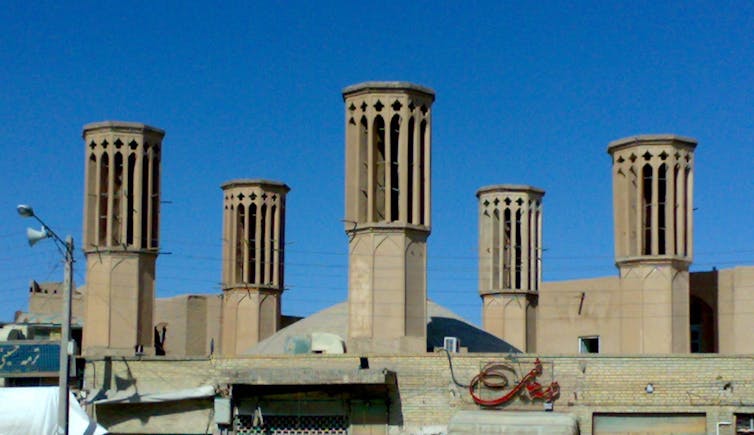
244,300,519,355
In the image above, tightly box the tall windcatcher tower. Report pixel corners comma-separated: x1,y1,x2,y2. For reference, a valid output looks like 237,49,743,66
608,135,697,353
221,179,289,355
82,121,164,356
343,82,434,353
477,185,544,352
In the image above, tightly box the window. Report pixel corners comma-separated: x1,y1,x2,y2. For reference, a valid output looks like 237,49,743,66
579,336,599,353
736,414,754,434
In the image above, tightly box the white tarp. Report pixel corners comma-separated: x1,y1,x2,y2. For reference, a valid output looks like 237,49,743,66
92,384,216,405
0,386,107,435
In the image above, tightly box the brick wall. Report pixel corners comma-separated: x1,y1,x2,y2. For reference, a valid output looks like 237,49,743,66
85,353,754,434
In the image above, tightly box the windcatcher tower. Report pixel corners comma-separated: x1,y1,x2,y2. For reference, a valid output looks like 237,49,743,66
221,180,289,355
343,82,434,353
608,135,696,353
477,185,544,352
82,121,164,356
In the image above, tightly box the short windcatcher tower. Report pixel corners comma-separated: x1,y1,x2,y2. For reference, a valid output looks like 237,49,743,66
343,82,434,353
477,185,544,352
221,179,289,355
82,121,164,356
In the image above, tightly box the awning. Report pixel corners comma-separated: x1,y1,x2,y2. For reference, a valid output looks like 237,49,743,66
92,384,216,405
219,368,396,386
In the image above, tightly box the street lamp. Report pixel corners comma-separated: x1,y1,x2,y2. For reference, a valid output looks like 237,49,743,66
17,204,74,435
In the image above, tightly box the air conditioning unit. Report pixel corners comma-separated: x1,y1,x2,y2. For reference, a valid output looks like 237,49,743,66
443,336,460,353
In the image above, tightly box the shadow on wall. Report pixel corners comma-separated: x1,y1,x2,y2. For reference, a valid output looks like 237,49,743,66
427,317,521,353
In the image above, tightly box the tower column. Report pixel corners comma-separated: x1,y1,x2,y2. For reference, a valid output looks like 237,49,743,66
343,82,435,353
220,180,289,355
82,121,164,357
608,135,697,354
477,185,544,352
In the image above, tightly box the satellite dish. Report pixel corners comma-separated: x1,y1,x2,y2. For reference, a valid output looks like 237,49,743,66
26,226,50,247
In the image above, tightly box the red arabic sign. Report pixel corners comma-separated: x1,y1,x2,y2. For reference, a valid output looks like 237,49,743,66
469,358,560,407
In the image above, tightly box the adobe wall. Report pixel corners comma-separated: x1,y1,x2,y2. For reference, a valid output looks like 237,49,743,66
85,353,754,434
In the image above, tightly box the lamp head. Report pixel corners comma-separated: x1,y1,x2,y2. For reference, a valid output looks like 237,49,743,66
17,204,34,218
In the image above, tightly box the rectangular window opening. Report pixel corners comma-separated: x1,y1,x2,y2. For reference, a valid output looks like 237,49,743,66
736,414,754,433
579,336,599,354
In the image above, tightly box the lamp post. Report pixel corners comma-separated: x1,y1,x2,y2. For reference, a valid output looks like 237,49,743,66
17,204,73,435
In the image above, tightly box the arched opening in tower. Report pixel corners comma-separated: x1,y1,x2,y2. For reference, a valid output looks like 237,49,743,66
390,115,400,222
113,152,123,245
658,163,667,255
641,164,653,255
127,153,136,246
99,152,109,246
373,116,386,221
407,117,415,224
358,117,368,221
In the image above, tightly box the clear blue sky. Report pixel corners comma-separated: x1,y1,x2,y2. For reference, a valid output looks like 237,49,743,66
1,1,752,326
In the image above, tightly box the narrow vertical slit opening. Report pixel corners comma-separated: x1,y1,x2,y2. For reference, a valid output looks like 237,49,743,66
642,164,653,255
140,150,150,248
684,165,691,256
674,164,680,255
126,154,136,246
406,117,415,224
236,204,245,283
390,115,400,222
279,200,286,288
515,209,522,289
503,207,512,288
535,208,540,291
658,164,667,255
86,154,97,245
419,119,427,225
113,152,123,245
150,153,160,248
628,166,638,256
260,203,268,283
373,116,386,221
270,204,277,285
249,203,257,283
492,208,500,289
358,117,368,221
99,153,109,245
